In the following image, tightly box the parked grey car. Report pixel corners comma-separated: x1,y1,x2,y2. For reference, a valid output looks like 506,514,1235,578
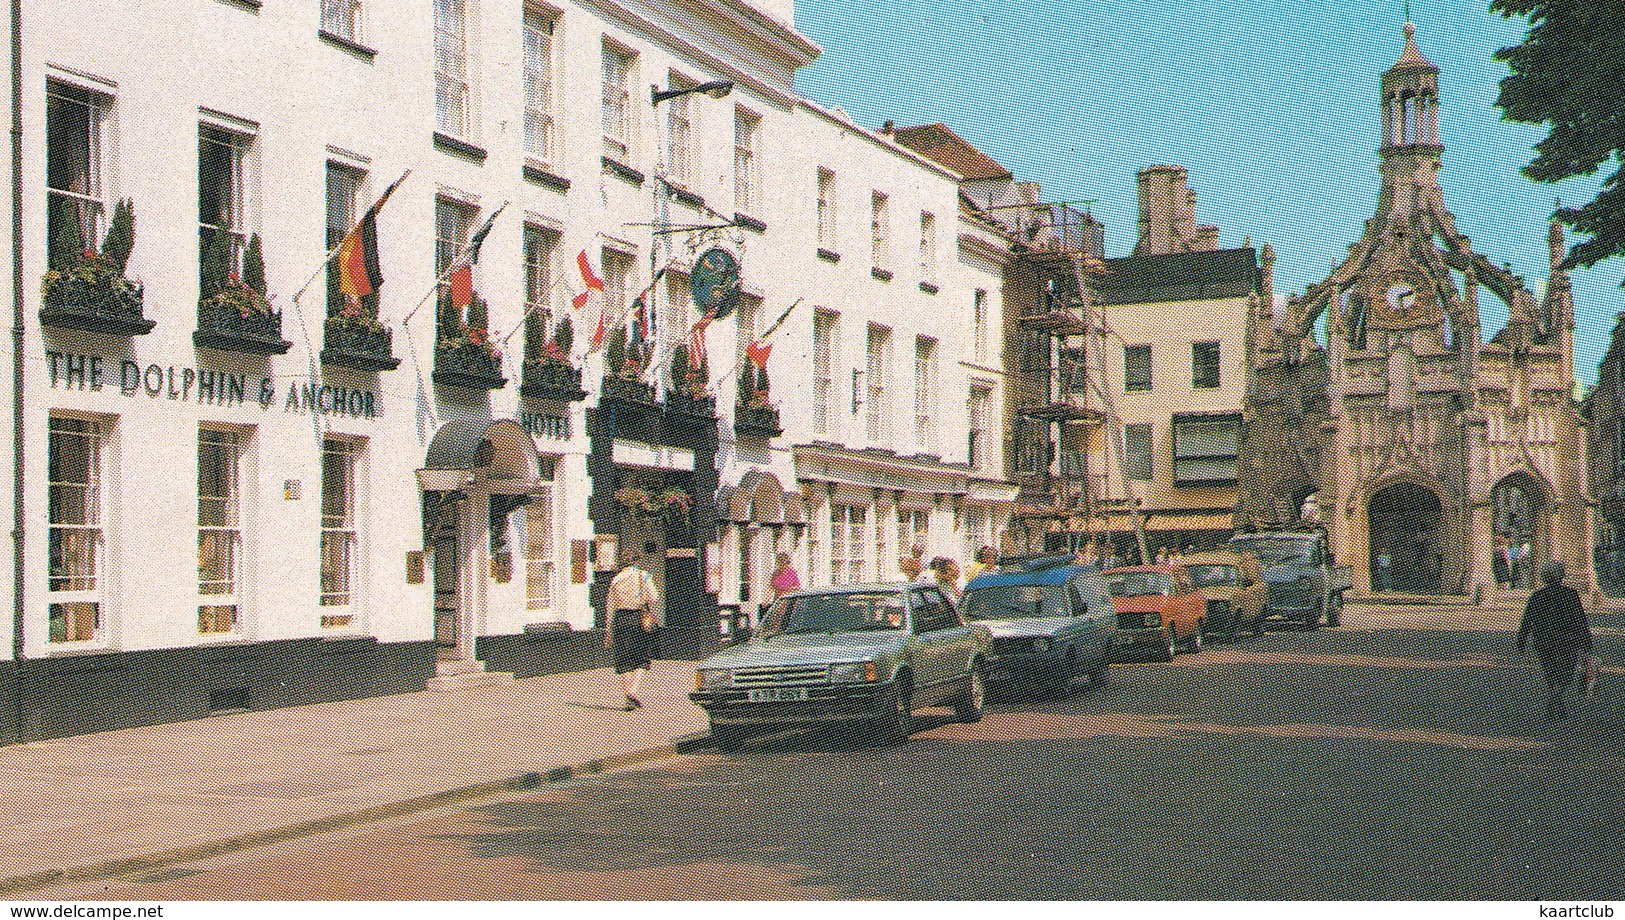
1228,529,1353,628
960,557,1117,698
689,582,991,750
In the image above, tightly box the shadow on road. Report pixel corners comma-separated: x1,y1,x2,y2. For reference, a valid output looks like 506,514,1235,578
445,622,1625,900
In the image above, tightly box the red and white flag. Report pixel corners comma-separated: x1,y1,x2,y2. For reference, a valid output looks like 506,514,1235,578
572,250,604,311
745,339,772,371
688,309,715,370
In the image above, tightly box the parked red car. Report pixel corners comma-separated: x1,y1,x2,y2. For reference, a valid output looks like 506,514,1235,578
1103,565,1209,661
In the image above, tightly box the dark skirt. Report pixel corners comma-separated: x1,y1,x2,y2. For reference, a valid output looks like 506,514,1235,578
611,609,657,674
1536,640,1584,690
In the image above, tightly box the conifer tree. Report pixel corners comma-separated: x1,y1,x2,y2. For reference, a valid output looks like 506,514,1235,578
50,201,84,274
242,233,266,298
101,199,135,275
199,228,232,302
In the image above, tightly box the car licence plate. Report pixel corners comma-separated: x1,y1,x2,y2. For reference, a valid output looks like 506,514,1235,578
747,688,809,703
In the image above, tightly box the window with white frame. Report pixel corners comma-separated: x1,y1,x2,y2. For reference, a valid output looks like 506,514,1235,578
873,506,892,581
322,0,363,42
866,324,892,444
963,506,990,568
919,212,936,277
813,310,837,436
522,8,556,162
48,415,104,644
320,438,361,622
871,192,890,270
830,505,867,585
665,74,694,186
816,168,836,251
199,125,249,278
523,224,558,364
434,0,471,137
734,109,760,215
523,488,556,612
601,42,635,162
898,508,928,559
602,249,633,321
972,289,989,365
914,337,937,451
326,162,364,315
434,197,475,322
968,386,991,472
46,82,107,272
198,427,245,635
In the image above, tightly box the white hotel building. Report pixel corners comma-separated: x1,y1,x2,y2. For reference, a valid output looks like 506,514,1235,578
2,0,1015,739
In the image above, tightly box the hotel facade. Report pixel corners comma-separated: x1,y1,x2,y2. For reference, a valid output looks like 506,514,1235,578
3,0,1016,739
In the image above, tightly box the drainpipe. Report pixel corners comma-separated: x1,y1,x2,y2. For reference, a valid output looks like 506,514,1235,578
10,0,25,741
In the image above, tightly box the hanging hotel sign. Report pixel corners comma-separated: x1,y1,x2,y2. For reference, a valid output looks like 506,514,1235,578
45,350,383,419
690,248,740,320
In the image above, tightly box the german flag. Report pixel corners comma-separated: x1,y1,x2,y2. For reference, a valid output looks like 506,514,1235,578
335,172,407,300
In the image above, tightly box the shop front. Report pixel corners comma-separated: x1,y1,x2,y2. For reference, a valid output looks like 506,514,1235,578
587,392,722,662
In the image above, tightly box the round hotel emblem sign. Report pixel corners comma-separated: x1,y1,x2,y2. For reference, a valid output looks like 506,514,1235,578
691,248,741,320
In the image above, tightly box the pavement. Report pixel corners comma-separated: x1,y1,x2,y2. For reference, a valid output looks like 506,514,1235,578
0,660,709,894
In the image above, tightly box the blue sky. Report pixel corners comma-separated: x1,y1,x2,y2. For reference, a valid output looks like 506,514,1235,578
791,0,1623,384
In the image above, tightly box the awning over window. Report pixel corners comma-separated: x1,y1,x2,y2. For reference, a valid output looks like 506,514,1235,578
716,469,806,525
1146,511,1235,532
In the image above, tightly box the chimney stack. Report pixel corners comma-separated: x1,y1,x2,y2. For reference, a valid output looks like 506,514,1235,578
1134,165,1220,256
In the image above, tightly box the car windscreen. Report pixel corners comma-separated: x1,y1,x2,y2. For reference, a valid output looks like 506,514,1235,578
1187,564,1241,588
961,583,1068,621
759,592,905,636
1230,538,1313,566
1104,572,1173,597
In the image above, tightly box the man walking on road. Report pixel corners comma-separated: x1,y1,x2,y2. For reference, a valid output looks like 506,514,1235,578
606,541,662,711
1516,561,1595,722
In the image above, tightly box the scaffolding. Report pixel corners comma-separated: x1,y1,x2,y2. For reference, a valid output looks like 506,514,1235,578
988,198,1150,562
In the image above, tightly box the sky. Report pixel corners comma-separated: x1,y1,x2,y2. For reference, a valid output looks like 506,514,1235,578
789,0,1624,385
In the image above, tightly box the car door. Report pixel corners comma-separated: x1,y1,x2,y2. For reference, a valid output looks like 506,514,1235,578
1068,575,1113,664
1061,576,1095,654
908,587,961,699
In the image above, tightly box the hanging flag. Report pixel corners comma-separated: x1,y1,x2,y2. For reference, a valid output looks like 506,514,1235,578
688,309,715,370
334,171,408,300
464,206,502,267
449,263,474,309
745,338,772,371
634,293,651,342
572,250,604,311
591,312,607,350
443,204,503,312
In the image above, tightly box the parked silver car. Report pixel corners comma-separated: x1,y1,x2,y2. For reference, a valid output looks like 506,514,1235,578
689,583,991,750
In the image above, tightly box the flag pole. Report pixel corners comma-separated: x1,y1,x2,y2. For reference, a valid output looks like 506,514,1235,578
715,296,803,388
399,201,507,328
288,169,409,310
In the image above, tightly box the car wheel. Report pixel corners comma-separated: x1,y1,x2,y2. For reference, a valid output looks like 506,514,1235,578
1224,614,1241,643
1090,657,1111,688
955,666,985,723
711,723,749,753
1189,621,1206,654
1325,594,1342,628
881,675,914,745
1252,609,1268,636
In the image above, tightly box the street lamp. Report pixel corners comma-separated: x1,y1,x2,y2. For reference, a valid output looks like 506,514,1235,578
651,80,734,106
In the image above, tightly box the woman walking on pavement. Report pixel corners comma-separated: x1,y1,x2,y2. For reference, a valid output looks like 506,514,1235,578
606,541,663,711
768,552,801,603
1516,561,1595,722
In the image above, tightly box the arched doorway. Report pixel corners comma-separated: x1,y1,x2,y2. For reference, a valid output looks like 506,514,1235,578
1492,472,1550,590
1368,482,1444,594
418,420,543,663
